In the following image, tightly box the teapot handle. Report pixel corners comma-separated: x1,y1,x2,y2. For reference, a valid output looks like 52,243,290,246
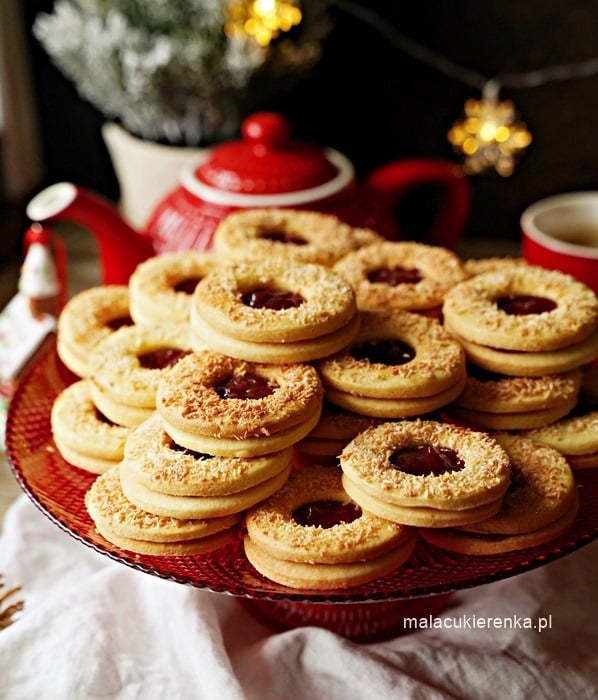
365,159,470,249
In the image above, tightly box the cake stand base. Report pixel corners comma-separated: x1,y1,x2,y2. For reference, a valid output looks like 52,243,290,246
241,593,453,643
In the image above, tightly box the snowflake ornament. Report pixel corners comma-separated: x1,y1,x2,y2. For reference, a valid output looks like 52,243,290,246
448,84,533,177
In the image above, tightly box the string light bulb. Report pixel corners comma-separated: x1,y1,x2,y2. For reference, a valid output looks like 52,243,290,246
448,82,533,177
226,0,303,47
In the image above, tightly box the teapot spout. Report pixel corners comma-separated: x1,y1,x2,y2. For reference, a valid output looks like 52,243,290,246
26,182,155,285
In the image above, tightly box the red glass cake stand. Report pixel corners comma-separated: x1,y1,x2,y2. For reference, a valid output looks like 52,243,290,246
6,345,598,643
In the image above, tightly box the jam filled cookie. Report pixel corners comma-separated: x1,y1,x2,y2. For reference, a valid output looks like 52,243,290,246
443,267,598,376
243,464,417,590
50,380,129,474
212,208,382,267
189,259,360,363
445,368,581,431
340,420,511,527
129,250,219,326
85,466,241,556
521,411,598,470
420,433,579,555
57,285,131,377
156,351,324,457
119,456,291,519
333,240,466,315
88,324,194,427
123,412,294,496
316,310,467,418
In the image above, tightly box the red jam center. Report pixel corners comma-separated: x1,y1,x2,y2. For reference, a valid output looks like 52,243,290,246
174,276,202,294
351,339,415,365
242,287,305,310
368,266,423,285
215,372,274,399
497,294,557,315
259,229,307,245
138,348,190,369
293,500,362,528
106,315,133,330
391,445,465,476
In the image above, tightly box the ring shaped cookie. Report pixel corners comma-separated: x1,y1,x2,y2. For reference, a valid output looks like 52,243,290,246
191,259,357,343
340,476,502,528
419,496,579,556
129,250,219,326
340,420,511,510
522,411,598,465
57,285,131,377
317,310,466,399
120,458,291,519
124,413,294,496
461,433,577,535
190,306,361,364
447,324,598,377
85,466,240,556
156,351,323,440
51,380,129,473
333,241,466,312
324,375,467,419
457,370,581,414
244,464,413,565
212,208,381,267
88,324,194,409
243,535,416,591
443,267,598,352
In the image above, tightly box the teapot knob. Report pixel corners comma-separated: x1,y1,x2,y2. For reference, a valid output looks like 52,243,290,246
242,112,291,150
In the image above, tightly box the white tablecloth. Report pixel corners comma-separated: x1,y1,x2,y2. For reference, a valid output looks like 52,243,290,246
1,494,597,700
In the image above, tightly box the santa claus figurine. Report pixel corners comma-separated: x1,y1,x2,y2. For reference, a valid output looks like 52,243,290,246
18,224,62,319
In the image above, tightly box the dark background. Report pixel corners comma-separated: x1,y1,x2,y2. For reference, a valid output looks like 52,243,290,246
13,0,598,252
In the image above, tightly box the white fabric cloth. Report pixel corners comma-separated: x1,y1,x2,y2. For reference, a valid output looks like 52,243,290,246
1,494,597,700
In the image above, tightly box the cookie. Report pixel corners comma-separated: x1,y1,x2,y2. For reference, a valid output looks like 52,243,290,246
212,208,382,267
340,420,511,527
120,456,291,519
129,250,219,326
463,256,529,278
57,285,131,377
243,464,417,590
443,266,598,352
189,259,359,363
445,326,598,377
296,402,379,460
156,351,324,457
50,379,129,474
420,433,579,554
316,310,466,418
85,466,241,556
333,240,466,314
123,412,294,496
521,410,598,470
444,368,581,430
88,324,194,427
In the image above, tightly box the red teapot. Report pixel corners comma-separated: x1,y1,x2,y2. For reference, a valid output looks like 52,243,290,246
26,112,470,285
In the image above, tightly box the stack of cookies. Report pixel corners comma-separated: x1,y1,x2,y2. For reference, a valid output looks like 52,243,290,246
44,206,598,586
189,258,361,363
442,265,598,430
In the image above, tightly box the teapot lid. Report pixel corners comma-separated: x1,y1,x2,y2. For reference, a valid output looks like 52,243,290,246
189,112,353,202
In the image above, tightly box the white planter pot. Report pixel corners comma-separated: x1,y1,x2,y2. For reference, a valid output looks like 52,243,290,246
101,122,208,229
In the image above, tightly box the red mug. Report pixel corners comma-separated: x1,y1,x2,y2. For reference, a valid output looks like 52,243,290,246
521,191,598,294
